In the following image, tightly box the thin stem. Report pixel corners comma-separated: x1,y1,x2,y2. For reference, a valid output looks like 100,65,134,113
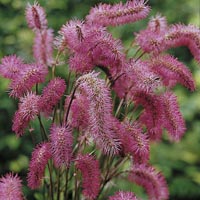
47,161,54,200
135,51,146,62
56,169,61,200
64,168,69,199
115,98,124,117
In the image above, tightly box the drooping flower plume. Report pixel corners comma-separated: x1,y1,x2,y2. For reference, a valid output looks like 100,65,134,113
86,0,150,26
12,92,40,136
76,154,101,200
27,142,52,189
76,72,121,155
129,164,169,200
0,173,24,200
50,124,73,168
39,77,66,116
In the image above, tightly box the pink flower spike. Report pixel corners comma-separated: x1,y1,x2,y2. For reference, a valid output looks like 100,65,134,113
150,54,195,91
33,29,54,66
129,164,169,200
50,124,73,168
27,142,52,189
0,55,24,79
109,191,138,200
76,154,101,200
0,173,23,200
86,0,150,26
162,92,186,141
39,77,66,116
9,63,48,98
12,92,40,136
25,1,47,30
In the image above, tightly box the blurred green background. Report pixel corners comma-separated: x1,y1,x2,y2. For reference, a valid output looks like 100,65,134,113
0,0,200,199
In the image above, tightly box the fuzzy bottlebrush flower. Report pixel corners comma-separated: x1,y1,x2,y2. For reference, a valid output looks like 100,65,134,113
86,0,150,26
0,173,24,200
165,24,200,63
9,63,48,98
76,72,121,155
27,142,52,189
120,121,149,164
68,94,90,130
149,54,195,91
133,90,164,140
129,164,169,200
162,92,186,141
25,1,47,30
109,191,138,200
39,77,66,116
12,92,40,136
33,29,54,66
0,55,24,79
50,124,73,168
76,154,101,200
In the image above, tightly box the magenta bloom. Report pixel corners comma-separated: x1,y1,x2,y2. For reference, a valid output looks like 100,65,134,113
33,29,54,66
50,124,73,168
9,63,48,98
0,55,24,79
27,142,52,189
76,72,121,155
109,191,138,200
76,154,101,200
86,0,150,26
25,2,47,30
39,77,66,116
162,92,186,141
129,164,169,200
12,92,40,136
149,54,195,91
0,173,23,200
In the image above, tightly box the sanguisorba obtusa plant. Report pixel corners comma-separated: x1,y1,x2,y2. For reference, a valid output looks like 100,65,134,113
0,0,199,199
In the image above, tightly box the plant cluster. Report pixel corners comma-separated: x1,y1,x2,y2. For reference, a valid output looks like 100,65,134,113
0,0,199,199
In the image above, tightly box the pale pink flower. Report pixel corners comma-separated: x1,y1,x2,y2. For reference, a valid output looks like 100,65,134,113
25,1,47,30
27,142,52,189
76,72,121,155
33,29,54,66
162,92,186,141
12,92,40,136
149,54,195,91
76,154,101,200
129,164,169,200
0,55,24,79
109,191,138,200
39,77,66,116
0,173,23,200
50,124,73,168
86,0,150,26
9,63,48,98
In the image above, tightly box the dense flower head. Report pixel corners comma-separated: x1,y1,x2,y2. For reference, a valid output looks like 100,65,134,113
12,92,40,136
9,63,48,98
25,1,47,30
0,55,24,79
121,121,149,163
0,173,23,200
76,154,101,200
162,92,186,141
27,142,52,189
109,191,138,200
50,124,73,168
76,72,121,155
33,29,54,66
86,0,150,26
149,54,195,91
129,164,169,200
39,77,66,116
